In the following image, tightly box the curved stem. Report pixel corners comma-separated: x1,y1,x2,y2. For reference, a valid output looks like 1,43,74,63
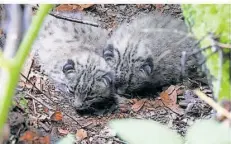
0,4,53,136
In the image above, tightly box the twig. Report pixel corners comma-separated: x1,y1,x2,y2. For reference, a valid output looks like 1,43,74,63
32,99,37,115
25,92,55,111
216,42,231,49
194,89,231,120
20,73,83,128
33,6,99,27
49,12,99,27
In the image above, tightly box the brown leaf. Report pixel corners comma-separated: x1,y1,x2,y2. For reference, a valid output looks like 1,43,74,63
78,4,94,9
56,4,93,12
131,99,146,112
50,111,63,122
166,85,176,95
160,91,184,115
160,91,171,105
55,4,74,11
76,129,88,141
19,131,37,142
58,128,69,135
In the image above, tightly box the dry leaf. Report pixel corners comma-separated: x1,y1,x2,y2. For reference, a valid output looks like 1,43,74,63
166,85,176,95
19,131,37,142
56,4,93,12
76,129,88,141
50,111,63,122
160,91,184,115
55,4,74,11
131,99,146,112
58,128,69,135
79,4,94,9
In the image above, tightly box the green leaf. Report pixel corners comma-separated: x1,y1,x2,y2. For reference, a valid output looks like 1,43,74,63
185,119,231,144
109,119,184,144
56,134,76,144
181,4,231,101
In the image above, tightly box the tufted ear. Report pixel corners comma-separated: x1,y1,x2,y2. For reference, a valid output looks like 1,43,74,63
102,72,114,85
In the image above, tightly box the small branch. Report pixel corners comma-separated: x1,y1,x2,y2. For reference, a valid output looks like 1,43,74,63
25,92,55,111
194,89,231,120
49,12,99,27
216,42,231,49
33,6,99,27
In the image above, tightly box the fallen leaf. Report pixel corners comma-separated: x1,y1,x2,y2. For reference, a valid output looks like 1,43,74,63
166,85,176,95
160,91,171,105
19,131,37,142
58,128,69,135
168,90,177,104
55,4,74,11
56,4,93,12
78,4,94,9
160,91,184,115
76,129,88,141
50,111,63,122
131,99,146,112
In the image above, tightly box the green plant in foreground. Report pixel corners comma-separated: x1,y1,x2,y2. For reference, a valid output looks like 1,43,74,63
109,119,231,144
0,4,53,135
182,4,231,101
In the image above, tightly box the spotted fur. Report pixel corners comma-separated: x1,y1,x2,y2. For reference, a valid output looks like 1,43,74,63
103,13,201,95
33,14,115,110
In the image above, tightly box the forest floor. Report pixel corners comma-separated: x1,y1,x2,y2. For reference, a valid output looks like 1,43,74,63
5,4,213,144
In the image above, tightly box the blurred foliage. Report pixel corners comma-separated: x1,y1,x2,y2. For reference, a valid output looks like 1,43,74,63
181,4,231,100
0,4,53,135
109,119,231,144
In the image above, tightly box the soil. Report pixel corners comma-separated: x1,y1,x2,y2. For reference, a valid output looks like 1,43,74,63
3,4,213,144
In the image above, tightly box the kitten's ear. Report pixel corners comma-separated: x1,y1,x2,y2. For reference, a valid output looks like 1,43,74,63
62,59,75,73
103,44,114,60
102,72,114,85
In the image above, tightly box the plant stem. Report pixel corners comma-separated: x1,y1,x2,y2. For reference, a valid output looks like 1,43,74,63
0,4,53,133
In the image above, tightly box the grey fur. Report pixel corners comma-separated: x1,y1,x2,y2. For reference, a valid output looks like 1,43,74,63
103,13,202,95
33,14,115,110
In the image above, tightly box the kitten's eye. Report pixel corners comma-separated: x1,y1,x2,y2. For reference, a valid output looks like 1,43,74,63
103,44,114,61
103,72,113,85
67,86,75,94
62,59,75,73
85,96,95,101
98,72,113,86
